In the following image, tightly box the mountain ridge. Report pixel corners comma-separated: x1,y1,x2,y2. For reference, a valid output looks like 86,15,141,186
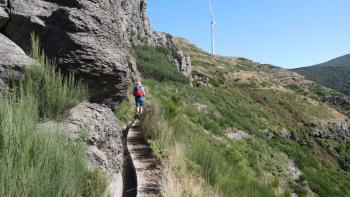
292,54,350,96
303,54,350,68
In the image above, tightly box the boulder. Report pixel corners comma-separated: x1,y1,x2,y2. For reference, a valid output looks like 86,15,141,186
287,161,301,181
280,128,291,138
67,102,124,197
226,127,250,140
0,33,31,89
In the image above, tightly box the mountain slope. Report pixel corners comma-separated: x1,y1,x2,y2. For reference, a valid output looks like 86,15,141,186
128,38,350,196
292,54,350,96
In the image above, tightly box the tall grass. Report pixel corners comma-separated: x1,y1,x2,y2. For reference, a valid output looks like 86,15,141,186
0,35,105,196
140,95,278,196
115,87,136,127
134,38,350,197
133,44,281,196
140,99,175,157
140,80,295,197
21,34,87,120
133,45,189,84
161,144,219,197
143,78,350,197
140,99,218,196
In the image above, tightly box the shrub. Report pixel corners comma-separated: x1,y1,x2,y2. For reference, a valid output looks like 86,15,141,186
139,80,279,196
133,45,189,84
0,34,105,196
136,38,350,196
140,99,173,157
21,34,87,120
139,98,218,196
0,90,105,197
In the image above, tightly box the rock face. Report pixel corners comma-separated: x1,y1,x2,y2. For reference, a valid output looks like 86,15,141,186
67,102,124,197
0,0,191,106
0,6,8,29
0,33,31,89
311,121,350,139
152,32,192,79
1,0,141,105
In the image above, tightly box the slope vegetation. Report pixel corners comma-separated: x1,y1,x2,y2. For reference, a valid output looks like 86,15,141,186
292,54,350,96
124,39,350,197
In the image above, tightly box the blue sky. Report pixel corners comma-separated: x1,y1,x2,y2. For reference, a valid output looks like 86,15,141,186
147,0,350,68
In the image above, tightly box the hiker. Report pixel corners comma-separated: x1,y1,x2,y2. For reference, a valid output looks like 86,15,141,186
133,81,145,114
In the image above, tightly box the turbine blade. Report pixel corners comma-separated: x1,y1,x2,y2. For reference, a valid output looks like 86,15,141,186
209,0,216,22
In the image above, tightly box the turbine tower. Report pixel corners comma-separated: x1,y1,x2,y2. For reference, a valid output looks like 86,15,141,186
209,0,216,55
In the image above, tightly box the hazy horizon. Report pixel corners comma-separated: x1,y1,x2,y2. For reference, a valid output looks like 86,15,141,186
148,0,350,69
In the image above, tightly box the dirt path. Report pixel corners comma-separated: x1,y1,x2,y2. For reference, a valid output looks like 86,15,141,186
125,119,161,197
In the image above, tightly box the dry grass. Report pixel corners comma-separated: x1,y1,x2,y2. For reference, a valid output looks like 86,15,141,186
140,99,219,197
161,144,219,197
134,37,350,197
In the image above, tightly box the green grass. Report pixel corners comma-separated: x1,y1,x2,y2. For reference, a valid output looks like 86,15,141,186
133,45,189,83
115,98,135,127
286,83,350,118
269,138,350,197
21,35,87,120
248,88,332,126
142,78,350,197
141,79,283,196
318,139,350,170
0,35,106,196
134,42,350,196
187,136,279,197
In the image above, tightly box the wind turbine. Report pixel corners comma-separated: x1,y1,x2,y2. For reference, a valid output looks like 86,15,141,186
209,0,216,55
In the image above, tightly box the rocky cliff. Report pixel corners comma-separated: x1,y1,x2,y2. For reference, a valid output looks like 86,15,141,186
0,0,191,106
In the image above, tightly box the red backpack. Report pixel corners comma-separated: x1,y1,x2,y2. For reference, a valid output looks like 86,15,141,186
136,87,144,97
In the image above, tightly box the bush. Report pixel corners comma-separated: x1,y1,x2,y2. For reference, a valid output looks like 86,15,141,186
188,138,277,197
0,92,106,196
140,80,279,196
0,34,105,196
137,38,350,196
139,98,219,196
133,45,189,84
21,34,87,120
140,99,173,158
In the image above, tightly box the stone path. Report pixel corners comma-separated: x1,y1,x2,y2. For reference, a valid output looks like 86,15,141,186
126,119,161,197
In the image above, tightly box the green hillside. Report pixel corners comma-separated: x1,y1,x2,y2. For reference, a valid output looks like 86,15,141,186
121,39,350,197
292,54,350,96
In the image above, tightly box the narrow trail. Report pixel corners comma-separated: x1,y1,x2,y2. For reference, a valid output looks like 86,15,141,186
124,119,161,197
